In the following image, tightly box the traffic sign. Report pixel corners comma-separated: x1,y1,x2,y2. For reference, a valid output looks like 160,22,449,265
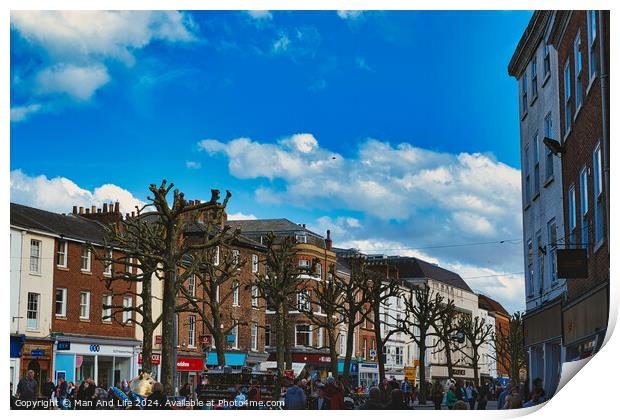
369,349,377,358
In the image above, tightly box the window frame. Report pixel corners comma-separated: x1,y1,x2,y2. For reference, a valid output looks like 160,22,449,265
563,60,572,134
55,288,67,317
587,10,597,82
104,248,113,276
251,254,259,273
56,240,68,268
29,239,41,274
27,292,40,330
232,281,240,306
251,285,259,308
574,31,583,113
295,324,312,347
102,294,112,321
188,315,196,348
251,322,258,351
80,291,91,320
264,324,272,347
568,184,577,246
81,246,92,272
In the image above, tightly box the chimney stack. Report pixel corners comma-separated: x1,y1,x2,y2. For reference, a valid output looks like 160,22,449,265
326,229,332,250
97,208,102,214
85,208,90,214
72,206,78,214
114,202,120,213
103,203,108,213
79,207,84,214
91,205,96,214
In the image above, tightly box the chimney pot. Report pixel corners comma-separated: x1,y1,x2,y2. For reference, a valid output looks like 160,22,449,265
91,205,96,214
97,209,102,213
114,202,120,213
126,213,130,219
72,206,78,214
131,211,135,217
103,203,108,213
85,208,90,214
79,207,84,214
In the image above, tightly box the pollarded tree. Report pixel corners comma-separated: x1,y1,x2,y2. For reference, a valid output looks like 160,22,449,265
430,300,459,380
400,284,452,404
455,314,494,386
491,312,528,385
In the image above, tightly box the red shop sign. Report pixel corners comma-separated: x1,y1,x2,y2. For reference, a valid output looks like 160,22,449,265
155,336,162,344
176,357,204,371
200,335,212,346
138,353,161,365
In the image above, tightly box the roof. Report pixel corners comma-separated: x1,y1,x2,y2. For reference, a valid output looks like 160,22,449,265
478,294,510,317
11,202,106,243
507,11,551,78
379,256,474,294
184,221,266,251
226,218,323,238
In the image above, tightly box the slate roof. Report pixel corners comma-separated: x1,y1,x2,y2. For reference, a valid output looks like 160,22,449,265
478,294,510,317
10,202,105,243
226,218,323,238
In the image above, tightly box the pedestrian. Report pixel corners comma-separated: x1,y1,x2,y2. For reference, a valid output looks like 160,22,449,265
284,378,306,410
454,379,464,401
42,376,56,403
497,380,514,410
445,383,457,410
179,382,191,401
400,379,412,407
453,400,469,410
465,381,477,410
477,381,489,410
531,378,546,400
359,387,384,410
308,383,328,410
56,377,68,409
324,376,345,409
388,376,399,391
145,382,168,410
379,378,391,403
431,380,444,410
65,381,75,409
507,391,523,409
385,389,408,410
16,370,38,407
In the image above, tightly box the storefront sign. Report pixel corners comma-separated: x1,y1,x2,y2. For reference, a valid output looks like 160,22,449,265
155,336,162,344
557,249,588,278
524,301,562,347
176,357,204,371
89,344,101,352
138,353,161,365
30,349,45,357
200,335,212,346
292,354,331,363
57,341,71,351
453,369,466,376
404,367,416,380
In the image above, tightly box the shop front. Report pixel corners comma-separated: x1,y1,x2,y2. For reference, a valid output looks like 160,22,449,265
563,284,609,362
137,353,161,381
53,336,139,388
10,334,26,394
205,351,246,368
430,365,475,383
176,356,205,390
357,362,379,388
266,350,332,380
20,338,55,396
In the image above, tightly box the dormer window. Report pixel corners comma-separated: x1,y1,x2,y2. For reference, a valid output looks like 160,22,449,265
295,234,307,244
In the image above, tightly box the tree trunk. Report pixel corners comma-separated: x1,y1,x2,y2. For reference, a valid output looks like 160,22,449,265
373,306,385,383
211,304,226,366
160,266,177,395
328,331,338,379
142,323,154,375
342,321,356,388
472,350,480,386
418,339,427,404
443,337,454,379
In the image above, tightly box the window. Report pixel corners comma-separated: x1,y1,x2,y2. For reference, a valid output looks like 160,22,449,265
213,246,220,266
232,250,240,267
232,281,240,306
580,167,589,252
231,323,239,349
317,327,324,348
251,285,259,308
543,42,551,77
547,220,558,283
521,74,528,114
215,285,220,303
544,112,554,179
593,144,604,245
363,338,368,359
265,325,272,347
295,234,307,244
316,262,322,278
533,133,540,196
251,323,258,351
527,240,534,294
56,240,68,267
298,258,310,271
81,247,91,272
188,316,196,347
189,274,196,298
122,296,132,324
395,347,403,366
102,295,112,321
27,293,39,330
588,10,597,81
536,232,545,292
564,60,572,133
574,32,583,112
251,254,258,273
55,288,67,317
568,185,577,246
30,240,41,273
297,290,310,311
295,324,312,347
339,331,346,355
524,145,531,203
80,291,91,320
125,256,133,275
104,248,113,276
531,57,538,99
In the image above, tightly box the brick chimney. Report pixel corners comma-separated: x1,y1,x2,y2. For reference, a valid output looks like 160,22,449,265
74,201,123,225
325,229,332,250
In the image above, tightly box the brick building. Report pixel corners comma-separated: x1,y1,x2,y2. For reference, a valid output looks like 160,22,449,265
549,10,610,361
227,219,339,378
478,294,511,379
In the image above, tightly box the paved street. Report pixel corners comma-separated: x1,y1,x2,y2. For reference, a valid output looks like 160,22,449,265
413,400,499,410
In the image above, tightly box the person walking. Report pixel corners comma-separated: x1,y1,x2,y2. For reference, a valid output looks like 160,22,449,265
379,378,391,403
284,378,307,410
445,383,457,410
308,383,328,410
359,387,385,410
385,389,409,410
465,381,477,410
523,387,546,408
497,381,514,410
16,370,38,407
400,379,412,407
431,380,444,410
56,377,68,409
324,376,345,409
477,381,489,410
41,376,56,404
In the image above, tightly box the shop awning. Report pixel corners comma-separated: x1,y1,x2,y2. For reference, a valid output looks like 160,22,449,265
206,352,246,366
259,362,306,377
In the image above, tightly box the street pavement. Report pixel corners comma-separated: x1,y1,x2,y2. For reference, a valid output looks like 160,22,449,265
413,400,499,410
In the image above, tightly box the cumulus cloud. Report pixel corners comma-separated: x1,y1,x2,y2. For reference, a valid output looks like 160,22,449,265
245,11,273,21
10,169,144,215
10,103,42,122
270,26,321,59
10,10,197,120
186,160,202,169
337,11,365,20
228,212,258,220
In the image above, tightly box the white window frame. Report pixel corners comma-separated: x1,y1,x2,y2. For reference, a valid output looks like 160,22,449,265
125,256,133,275
81,247,92,272
568,184,577,246
188,315,196,348
27,292,39,330
298,259,310,270
251,254,258,273
189,274,196,298
232,250,240,268
102,294,112,321
213,246,220,266
123,296,132,324
80,291,91,320
56,240,68,268
297,290,310,312
232,281,240,306
295,324,312,347
265,324,272,347
593,143,604,246
55,288,67,317
251,323,258,351
544,112,554,179
317,326,324,348
316,262,322,278
30,239,41,274
295,234,307,244
251,285,259,308
574,31,583,113
104,248,113,276
232,323,239,349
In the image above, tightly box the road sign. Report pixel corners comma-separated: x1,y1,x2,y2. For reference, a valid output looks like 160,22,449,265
369,349,377,358
226,335,236,344
404,366,416,381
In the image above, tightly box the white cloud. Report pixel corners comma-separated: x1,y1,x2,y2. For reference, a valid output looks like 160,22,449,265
270,26,321,59
35,64,110,101
337,11,365,20
356,57,372,71
272,34,291,52
186,160,202,169
10,169,144,215
228,212,258,221
10,103,42,122
246,11,273,21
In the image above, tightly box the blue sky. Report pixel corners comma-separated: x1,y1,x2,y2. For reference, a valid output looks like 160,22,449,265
10,10,532,312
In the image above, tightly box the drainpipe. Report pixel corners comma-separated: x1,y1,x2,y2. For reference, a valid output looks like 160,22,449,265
597,10,610,252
